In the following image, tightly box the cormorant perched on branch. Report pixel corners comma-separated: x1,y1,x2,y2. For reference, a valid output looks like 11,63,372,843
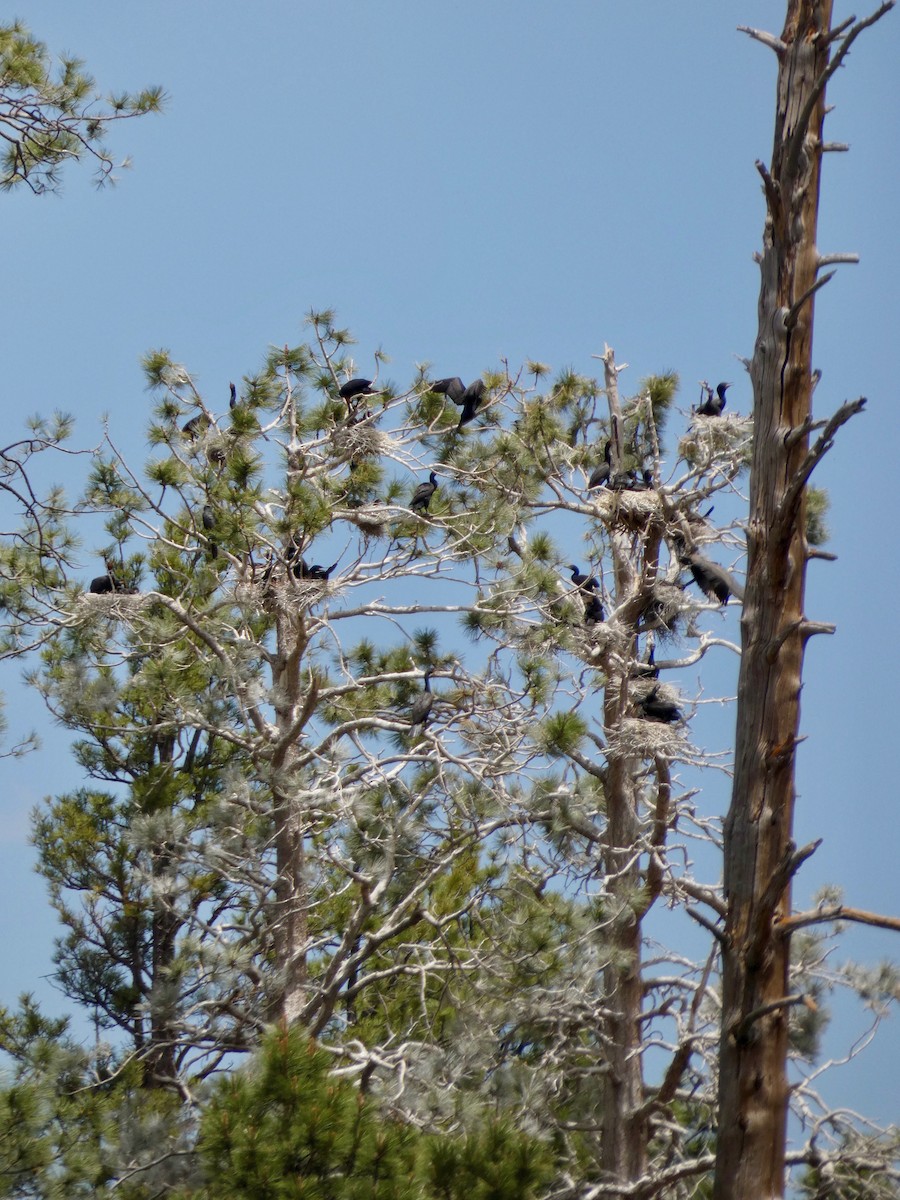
631,647,659,679
587,440,613,490
408,667,434,731
88,560,133,595
457,379,486,429
339,377,377,402
430,376,465,403
201,504,218,559
696,381,730,417
410,471,438,514
229,381,237,408
567,564,599,594
639,686,682,724
686,553,744,605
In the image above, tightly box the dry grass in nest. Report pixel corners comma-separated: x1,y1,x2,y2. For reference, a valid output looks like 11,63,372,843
679,413,753,469
77,592,148,618
331,423,389,462
608,717,686,759
590,488,663,531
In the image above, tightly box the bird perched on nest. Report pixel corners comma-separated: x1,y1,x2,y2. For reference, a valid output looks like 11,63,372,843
696,381,730,417
588,440,612,490
410,471,438,514
88,560,135,595
638,686,682,724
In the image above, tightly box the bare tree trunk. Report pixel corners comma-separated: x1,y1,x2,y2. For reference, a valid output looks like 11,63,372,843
715,3,881,1196
599,348,648,1189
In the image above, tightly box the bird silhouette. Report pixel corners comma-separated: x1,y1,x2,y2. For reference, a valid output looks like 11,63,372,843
567,564,599,595
430,376,466,403
201,505,218,560
229,381,237,408
88,560,132,595
639,686,682,724
410,471,438,514
339,378,377,402
584,594,605,624
182,413,210,440
696,381,730,417
456,379,487,429
686,554,744,605
407,667,435,731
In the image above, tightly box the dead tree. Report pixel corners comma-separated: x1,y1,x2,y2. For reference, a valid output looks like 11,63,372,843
715,4,895,1198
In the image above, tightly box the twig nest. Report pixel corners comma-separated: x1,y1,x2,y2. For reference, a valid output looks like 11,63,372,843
609,717,686,758
590,487,663,530
679,413,753,469
347,504,388,537
332,423,388,462
77,592,147,619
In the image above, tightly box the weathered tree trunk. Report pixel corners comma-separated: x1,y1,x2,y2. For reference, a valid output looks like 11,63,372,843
599,348,649,1189
716,4,833,1196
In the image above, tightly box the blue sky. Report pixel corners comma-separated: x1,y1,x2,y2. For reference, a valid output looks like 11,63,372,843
1,1,897,1126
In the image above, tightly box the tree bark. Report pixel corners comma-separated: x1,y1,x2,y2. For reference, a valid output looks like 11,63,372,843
716,4,834,1196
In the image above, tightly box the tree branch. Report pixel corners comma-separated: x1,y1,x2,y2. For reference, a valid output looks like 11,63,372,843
777,904,900,936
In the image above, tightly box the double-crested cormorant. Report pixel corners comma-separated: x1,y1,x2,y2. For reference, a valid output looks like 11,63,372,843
201,505,218,560
298,559,338,582
567,564,599,594
457,379,486,429
584,594,605,624
631,646,659,679
686,554,744,605
408,667,435,730
588,440,613,490
229,381,237,408
430,376,466,403
182,413,210,439
339,377,377,402
639,685,682,724
696,381,730,417
88,560,131,595
609,469,639,491
410,471,438,514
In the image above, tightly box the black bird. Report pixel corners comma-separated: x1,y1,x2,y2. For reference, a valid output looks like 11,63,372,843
430,376,466,403
88,560,129,595
410,471,438,514
567,564,599,594
201,504,218,560
686,554,744,605
456,379,486,429
229,381,237,408
182,413,210,439
588,440,613,490
339,377,377,402
407,667,435,731
639,685,682,724
298,559,339,582
584,594,605,624
696,381,730,417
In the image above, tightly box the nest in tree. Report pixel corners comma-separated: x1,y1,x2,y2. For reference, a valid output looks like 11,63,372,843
77,592,147,619
608,717,686,759
678,413,753,470
590,487,663,531
331,422,388,463
637,581,688,636
345,503,388,537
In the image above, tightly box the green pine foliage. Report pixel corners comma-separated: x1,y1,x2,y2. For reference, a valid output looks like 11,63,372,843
0,21,163,192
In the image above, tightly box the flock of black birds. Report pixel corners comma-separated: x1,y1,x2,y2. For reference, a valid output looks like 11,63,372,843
560,381,743,725
90,370,742,734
